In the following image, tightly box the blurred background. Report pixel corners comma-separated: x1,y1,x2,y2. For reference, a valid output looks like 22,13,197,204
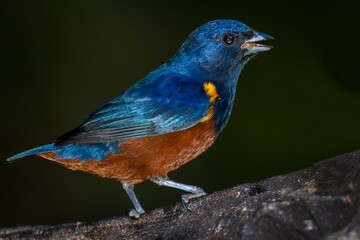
1,0,360,227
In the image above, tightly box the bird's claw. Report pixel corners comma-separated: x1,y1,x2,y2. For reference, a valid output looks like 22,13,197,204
181,189,207,211
181,194,191,211
127,208,144,219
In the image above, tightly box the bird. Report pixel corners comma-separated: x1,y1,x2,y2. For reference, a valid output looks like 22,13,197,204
7,19,273,218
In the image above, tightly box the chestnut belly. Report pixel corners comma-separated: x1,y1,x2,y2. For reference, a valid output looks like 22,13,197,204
39,120,216,184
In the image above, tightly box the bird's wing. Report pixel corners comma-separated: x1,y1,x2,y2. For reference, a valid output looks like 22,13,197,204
55,75,211,145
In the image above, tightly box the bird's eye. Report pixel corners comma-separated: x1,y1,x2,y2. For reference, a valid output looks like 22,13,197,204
222,33,236,46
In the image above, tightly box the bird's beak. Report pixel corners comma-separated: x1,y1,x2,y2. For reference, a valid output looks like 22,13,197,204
241,31,274,55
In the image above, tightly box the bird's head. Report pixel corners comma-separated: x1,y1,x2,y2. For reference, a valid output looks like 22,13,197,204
175,19,273,79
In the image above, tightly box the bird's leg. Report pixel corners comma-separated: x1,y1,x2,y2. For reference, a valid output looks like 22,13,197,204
151,176,206,211
122,183,145,218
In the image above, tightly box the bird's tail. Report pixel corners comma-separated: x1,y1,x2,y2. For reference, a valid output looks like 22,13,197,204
7,144,58,162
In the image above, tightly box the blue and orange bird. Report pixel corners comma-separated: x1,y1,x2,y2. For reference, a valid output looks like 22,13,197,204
8,19,273,218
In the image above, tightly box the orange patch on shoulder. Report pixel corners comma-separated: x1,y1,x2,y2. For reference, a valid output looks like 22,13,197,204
201,106,216,122
202,82,221,122
203,82,221,103
39,120,217,184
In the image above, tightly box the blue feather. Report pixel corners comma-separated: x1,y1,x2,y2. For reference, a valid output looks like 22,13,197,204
7,144,58,162
55,73,211,145
56,143,119,161
7,143,119,162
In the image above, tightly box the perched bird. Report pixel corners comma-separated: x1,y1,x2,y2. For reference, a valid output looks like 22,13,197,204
8,19,273,218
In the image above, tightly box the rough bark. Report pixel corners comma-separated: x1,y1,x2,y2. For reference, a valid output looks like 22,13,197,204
1,150,360,240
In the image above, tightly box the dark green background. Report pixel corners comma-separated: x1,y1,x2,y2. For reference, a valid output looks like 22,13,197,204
1,0,359,227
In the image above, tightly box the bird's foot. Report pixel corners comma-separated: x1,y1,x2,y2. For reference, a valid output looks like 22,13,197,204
127,208,145,219
181,188,207,211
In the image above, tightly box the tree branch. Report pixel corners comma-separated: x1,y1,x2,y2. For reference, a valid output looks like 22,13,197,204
2,150,360,239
